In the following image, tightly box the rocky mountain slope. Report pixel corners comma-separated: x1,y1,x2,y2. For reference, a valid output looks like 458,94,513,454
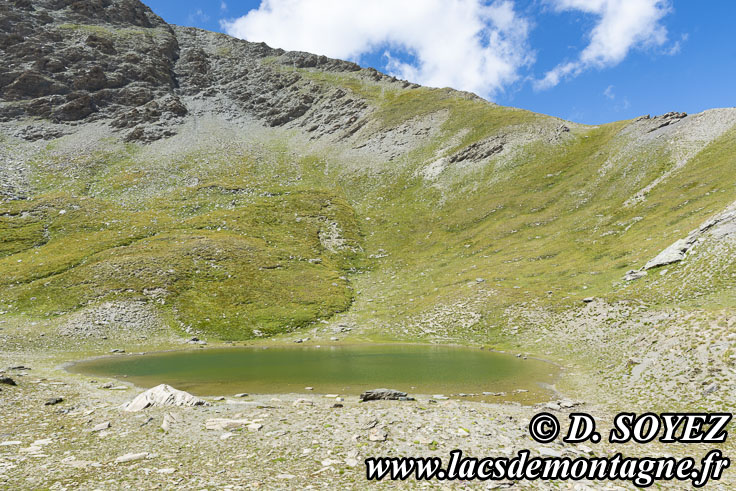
2,0,736,359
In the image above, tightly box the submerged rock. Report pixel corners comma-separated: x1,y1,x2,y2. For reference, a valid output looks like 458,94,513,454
359,388,410,401
123,384,208,412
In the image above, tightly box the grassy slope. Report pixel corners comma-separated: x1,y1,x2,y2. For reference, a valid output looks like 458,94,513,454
325,75,736,342
0,145,363,340
1,68,735,343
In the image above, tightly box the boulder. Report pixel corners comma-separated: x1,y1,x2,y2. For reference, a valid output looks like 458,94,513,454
0,375,16,386
624,270,647,281
89,421,111,433
115,452,149,463
123,384,208,412
644,238,690,270
703,383,719,396
359,388,409,401
368,427,388,441
205,418,259,431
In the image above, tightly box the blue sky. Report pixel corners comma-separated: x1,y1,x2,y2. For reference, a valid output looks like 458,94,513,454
145,1,735,125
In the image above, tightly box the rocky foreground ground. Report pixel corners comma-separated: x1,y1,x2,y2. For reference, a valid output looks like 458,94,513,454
1,308,734,490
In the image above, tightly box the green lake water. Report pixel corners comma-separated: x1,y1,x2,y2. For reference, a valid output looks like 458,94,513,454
70,344,558,403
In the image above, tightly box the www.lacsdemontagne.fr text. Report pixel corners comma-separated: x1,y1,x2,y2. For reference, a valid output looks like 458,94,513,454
365,449,729,487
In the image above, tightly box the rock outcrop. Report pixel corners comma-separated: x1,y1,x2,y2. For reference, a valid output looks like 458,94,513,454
626,201,736,279
0,0,182,138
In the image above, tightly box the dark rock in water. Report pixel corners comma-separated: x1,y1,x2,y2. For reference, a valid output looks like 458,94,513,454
0,375,16,386
359,388,409,401
45,397,63,405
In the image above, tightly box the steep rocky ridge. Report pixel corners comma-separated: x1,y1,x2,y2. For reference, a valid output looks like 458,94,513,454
0,0,414,144
0,0,180,132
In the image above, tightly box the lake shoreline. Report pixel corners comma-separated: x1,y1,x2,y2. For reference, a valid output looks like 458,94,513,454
66,343,560,404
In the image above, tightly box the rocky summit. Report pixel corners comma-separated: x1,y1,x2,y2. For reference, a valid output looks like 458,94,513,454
1,0,736,489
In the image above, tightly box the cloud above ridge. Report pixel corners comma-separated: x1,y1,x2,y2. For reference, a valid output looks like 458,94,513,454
221,0,533,100
220,0,678,99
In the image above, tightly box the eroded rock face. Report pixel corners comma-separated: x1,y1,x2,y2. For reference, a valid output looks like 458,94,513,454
171,26,376,137
0,0,416,143
0,0,184,139
448,138,504,164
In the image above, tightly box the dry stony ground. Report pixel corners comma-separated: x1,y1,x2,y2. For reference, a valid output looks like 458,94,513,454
1,304,734,490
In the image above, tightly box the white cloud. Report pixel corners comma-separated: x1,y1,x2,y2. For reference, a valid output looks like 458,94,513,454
536,0,671,90
221,0,533,100
603,84,615,99
667,32,688,56
220,2,228,11
188,9,210,24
